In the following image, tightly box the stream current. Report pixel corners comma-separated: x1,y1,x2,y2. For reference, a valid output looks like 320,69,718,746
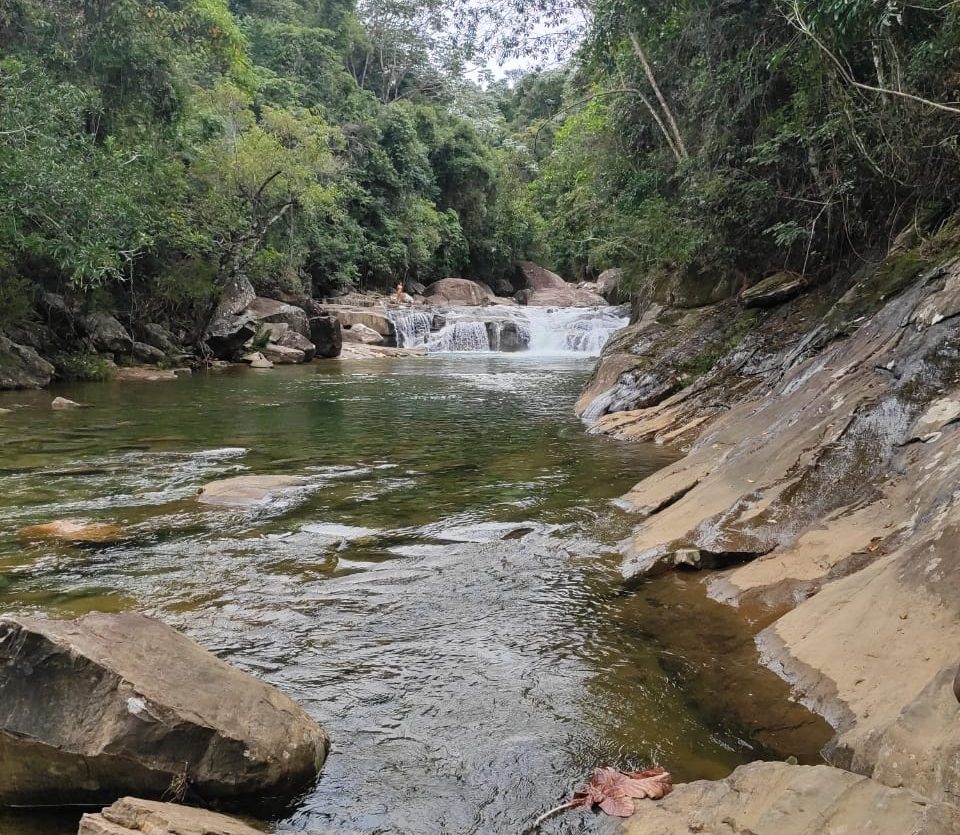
0,355,829,834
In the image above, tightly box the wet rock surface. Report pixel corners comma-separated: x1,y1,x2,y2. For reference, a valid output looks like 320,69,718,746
423,277,494,306
0,612,329,809
78,797,266,835
619,761,960,835
579,223,960,821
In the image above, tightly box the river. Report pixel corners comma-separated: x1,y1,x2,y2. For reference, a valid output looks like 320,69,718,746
0,355,829,834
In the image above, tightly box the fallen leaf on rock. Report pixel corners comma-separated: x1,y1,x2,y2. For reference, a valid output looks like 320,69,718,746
528,767,673,830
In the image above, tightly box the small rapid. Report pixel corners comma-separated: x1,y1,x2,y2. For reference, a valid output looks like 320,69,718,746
387,305,627,356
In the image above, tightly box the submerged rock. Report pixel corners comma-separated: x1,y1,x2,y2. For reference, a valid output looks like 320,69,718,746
196,474,306,507
51,396,82,409
16,519,122,544
621,761,960,835
0,335,55,390
0,612,329,808
79,797,266,835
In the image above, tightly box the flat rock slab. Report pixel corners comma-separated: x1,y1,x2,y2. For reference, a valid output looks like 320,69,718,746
16,519,123,544
620,762,960,835
113,367,178,382
195,475,306,507
0,612,329,808
79,797,266,835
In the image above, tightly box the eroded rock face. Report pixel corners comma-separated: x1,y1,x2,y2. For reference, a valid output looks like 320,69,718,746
423,278,494,306
79,797,266,835
620,762,960,835
0,335,54,390
739,271,807,308
587,232,960,809
0,613,329,808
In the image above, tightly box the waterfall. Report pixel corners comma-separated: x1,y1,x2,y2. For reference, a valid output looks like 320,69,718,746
388,311,433,347
427,321,491,352
522,307,627,356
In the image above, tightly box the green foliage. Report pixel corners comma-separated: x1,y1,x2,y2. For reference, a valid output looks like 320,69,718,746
53,352,115,382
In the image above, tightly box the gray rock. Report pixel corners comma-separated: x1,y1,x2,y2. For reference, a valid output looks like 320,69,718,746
262,324,316,361
262,342,305,364
0,612,329,808
597,267,623,299
246,297,310,338
342,323,384,345
407,280,427,296
0,335,54,389
499,321,529,352
139,323,179,355
79,797,265,835
83,312,134,354
308,316,342,358
131,342,165,365
740,271,807,308
204,277,258,359
492,278,515,296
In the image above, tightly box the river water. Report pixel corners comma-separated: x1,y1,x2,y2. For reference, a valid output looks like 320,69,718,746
0,356,829,834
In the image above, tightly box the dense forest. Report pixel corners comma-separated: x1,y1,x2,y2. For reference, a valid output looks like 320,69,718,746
3,0,960,334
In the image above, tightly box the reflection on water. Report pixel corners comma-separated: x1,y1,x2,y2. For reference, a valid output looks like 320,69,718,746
0,356,830,834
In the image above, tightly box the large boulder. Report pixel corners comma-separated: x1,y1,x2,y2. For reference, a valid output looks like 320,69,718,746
308,315,342,358
246,297,310,338
131,341,165,365
596,268,623,299
83,312,134,354
0,612,329,808
204,277,258,359
139,323,180,355
519,261,567,290
499,321,530,352
423,278,494,306
342,323,384,345
322,308,394,337
79,797,265,835
262,342,305,364
0,335,54,389
260,323,315,361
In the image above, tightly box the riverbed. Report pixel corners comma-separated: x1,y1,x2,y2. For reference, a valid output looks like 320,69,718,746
0,356,830,834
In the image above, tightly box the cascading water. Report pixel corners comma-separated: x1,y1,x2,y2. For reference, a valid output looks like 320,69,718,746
522,307,627,356
388,311,433,347
385,304,627,355
427,321,490,352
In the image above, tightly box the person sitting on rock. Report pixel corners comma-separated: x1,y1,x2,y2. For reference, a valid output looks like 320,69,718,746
394,282,404,305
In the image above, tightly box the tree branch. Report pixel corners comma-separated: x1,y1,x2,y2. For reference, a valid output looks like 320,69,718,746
629,32,688,158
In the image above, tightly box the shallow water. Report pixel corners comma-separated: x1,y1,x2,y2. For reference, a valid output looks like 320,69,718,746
0,356,829,834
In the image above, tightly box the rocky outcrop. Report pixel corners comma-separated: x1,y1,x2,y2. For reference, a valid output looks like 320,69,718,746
79,797,265,835
620,762,960,835
581,223,960,818
423,278,494,306
131,341,165,364
260,323,315,362
139,323,180,355
0,612,329,808
0,335,54,389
